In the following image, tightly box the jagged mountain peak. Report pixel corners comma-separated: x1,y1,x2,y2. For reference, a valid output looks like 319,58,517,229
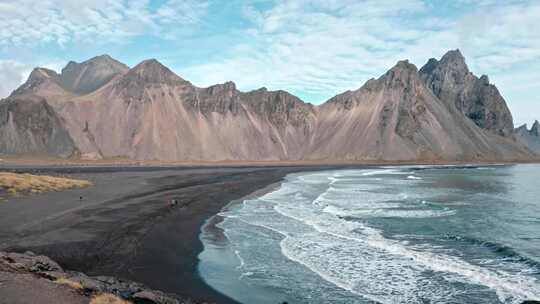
419,49,513,136
9,68,64,98
89,54,117,63
60,54,129,95
515,120,540,154
420,49,469,76
532,120,540,136
133,58,167,70
29,67,59,80
392,59,417,70
127,59,186,84
441,49,465,62
439,49,468,72
418,58,439,75
205,81,237,93
383,60,420,83
516,124,528,132
63,54,128,70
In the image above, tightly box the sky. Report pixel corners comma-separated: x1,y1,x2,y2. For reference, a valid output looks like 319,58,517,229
0,0,539,127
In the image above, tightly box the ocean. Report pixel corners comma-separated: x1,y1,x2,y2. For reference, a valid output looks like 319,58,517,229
199,164,540,304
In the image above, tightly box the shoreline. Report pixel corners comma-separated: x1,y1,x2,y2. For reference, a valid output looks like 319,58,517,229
1,157,539,169
0,166,336,303
1,163,535,303
197,181,285,269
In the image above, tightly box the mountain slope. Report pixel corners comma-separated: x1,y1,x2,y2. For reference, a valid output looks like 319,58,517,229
419,50,514,136
0,51,536,162
309,61,529,161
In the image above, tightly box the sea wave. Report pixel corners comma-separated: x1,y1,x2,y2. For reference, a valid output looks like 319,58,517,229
206,167,540,304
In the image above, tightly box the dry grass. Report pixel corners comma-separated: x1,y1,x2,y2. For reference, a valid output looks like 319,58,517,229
0,172,92,196
90,293,132,304
55,277,83,290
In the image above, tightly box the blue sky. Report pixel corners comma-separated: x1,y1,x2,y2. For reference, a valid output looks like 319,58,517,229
0,0,539,127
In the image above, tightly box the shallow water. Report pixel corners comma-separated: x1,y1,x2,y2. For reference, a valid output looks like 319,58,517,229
199,164,540,304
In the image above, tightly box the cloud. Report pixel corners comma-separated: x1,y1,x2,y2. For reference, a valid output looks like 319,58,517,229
183,0,430,99
0,60,28,98
1,0,538,125
181,0,540,128
0,0,208,47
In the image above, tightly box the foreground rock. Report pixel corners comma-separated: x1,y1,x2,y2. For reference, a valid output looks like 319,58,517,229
0,251,188,304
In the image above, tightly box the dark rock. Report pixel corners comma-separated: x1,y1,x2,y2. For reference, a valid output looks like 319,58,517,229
531,120,539,136
132,290,181,304
0,251,182,304
0,95,78,158
420,49,514,136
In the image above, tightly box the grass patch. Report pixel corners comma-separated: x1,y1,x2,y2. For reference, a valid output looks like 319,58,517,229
55,277,83,290
0,172,92,196
90,293,132,304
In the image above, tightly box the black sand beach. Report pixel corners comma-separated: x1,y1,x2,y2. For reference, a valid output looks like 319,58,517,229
0,165,343,303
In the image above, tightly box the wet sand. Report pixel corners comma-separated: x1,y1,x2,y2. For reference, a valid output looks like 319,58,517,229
0,165,344,303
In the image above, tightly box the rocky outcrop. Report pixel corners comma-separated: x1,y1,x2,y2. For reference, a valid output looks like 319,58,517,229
0,251,183,304
0,51,535,162
514,121,540,154
0,96,77,158
420,50,514,136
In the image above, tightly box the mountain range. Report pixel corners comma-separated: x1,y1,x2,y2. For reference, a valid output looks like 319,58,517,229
0,50,538,162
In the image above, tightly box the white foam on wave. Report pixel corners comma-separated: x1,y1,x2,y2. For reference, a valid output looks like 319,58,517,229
277,173,540,303
274,201,540,304
217,168,540,304
361,169,410,176
407,175,422,180
322,205,457,219
234,249,245,270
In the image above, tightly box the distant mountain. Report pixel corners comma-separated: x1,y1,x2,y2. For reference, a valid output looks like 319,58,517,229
514,121,540,154
0,50,537,162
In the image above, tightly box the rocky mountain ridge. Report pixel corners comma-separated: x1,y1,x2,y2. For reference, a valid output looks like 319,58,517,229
0,50,537,161
419,50,514,137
